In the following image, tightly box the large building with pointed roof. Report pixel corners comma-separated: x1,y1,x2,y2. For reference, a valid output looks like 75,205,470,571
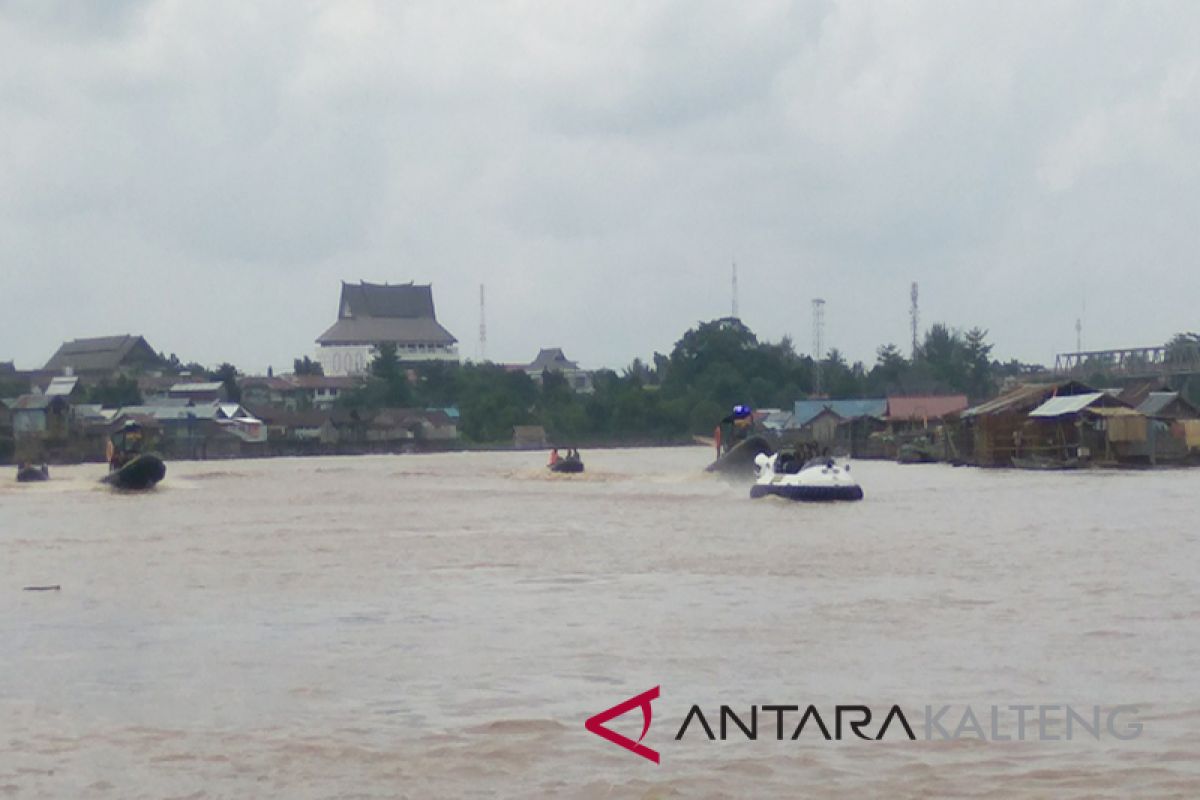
316,281,459,376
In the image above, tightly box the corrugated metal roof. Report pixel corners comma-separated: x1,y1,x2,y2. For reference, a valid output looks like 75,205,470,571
793,399,887,427
170,382,224,392
1028,392,1106,417
961,384,1051,418
1136,392,1179,417
761,409,795,430
12,393,51,410
116,403,221,421
886,394,968,420
45,376,79,396
1087,406,1142,417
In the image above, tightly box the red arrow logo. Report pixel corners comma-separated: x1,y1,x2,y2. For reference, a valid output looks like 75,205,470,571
585,686,661,764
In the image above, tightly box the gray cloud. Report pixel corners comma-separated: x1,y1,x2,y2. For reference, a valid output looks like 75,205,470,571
3,0,1199,375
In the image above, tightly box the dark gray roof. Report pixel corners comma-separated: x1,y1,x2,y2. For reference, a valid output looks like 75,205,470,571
1137,392,1176,416
528,348,578,371
338,281,436,319
1136,391,1200,418
44,335,160,373
319,281,456,345
317,317,458,346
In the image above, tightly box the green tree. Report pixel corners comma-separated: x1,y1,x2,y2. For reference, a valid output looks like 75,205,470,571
962,327,995,400
212,363,241,402
920,324,967,391
371,344,402,382
293,356,324,376
85,376,143,408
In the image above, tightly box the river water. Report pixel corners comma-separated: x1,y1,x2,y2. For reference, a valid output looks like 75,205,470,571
1,448,1198,798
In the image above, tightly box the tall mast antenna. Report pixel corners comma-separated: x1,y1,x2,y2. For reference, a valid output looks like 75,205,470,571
478,284,487,362
910,282,920,359
731,262,739,319
812,297,825,396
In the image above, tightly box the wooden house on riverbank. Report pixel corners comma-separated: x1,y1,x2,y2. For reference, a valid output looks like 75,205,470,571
951,381,1095,467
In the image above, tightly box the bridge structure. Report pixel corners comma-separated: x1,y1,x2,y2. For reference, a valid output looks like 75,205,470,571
1053,345,1200,379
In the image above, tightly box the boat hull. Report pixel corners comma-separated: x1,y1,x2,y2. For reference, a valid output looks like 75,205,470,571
102,454,166,490
16,466,49,482
1011,456,1081,470
750,483,863,502
549,459,584,473
706,435,775,476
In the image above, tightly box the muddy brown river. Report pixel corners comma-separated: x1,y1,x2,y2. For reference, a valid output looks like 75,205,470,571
2,448,1197,797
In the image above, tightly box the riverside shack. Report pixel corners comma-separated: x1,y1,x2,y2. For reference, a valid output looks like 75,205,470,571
953,381,1095,467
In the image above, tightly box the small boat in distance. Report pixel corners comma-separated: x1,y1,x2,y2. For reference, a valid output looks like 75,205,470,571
102,420,165,490
1011,455,1081,471
548,448,584,474
16,463,49,482
102,453,166,490
749,452,864,502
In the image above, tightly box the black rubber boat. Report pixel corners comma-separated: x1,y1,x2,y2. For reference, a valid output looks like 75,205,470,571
16,465,49,482
705,434,775,476
549,456,584,473
102,454,166,490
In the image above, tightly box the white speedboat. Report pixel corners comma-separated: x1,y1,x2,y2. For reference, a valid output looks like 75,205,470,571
750,452,863,502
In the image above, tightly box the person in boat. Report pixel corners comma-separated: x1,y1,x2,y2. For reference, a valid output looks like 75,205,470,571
107,420,144,471
548,448,560,467
718,404,754,454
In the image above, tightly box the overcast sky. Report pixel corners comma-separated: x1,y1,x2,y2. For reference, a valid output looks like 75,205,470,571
3,1,1199,374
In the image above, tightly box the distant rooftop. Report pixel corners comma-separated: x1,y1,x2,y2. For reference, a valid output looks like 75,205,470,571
317,281,457,346
339,281,436,320
885,394,968,421
45,376,79,397
793,398,887,427
169,381,224,393
44,335,161,374
528,348,579,372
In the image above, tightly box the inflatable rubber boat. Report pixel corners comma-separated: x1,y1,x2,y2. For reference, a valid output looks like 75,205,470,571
705,434,775,476
749,452,863,502
549,454,584,473
16,464,49,482
102,454,166,490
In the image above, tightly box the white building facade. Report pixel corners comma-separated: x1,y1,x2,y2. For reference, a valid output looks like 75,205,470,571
316,281,460,377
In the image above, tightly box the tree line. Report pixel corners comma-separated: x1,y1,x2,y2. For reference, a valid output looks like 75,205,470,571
335,318,1049,443
11,320,1196,446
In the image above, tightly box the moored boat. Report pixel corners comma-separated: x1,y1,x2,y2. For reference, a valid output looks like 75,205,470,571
897,441,939,464
1010,455,1081,471
749,452,864,502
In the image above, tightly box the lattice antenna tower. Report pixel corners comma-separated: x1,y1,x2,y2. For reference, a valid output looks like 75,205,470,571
478,284,487,362
731,262,739,319
1076,292,1086,354
910,282,920,359
812,298,825,396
